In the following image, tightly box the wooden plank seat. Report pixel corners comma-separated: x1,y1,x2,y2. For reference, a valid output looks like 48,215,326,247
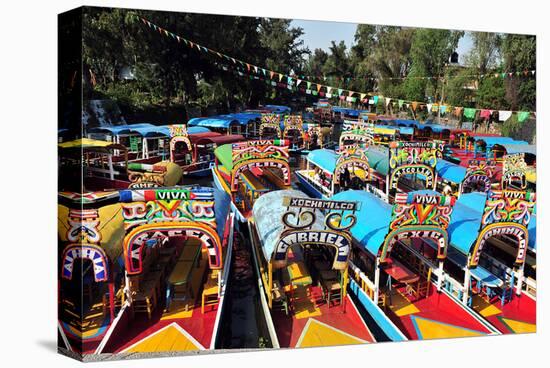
201,276,219,314
321,279,342,308
271,279,289,315
134,279,158,320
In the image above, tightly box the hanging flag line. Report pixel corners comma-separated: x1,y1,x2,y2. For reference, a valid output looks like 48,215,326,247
132,15,536,118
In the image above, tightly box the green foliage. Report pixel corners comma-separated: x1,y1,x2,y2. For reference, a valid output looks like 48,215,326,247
501,113,522,137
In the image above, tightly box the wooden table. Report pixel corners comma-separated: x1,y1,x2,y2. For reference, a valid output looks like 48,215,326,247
383,259,420,304
383,259,420,285
165,244,202,311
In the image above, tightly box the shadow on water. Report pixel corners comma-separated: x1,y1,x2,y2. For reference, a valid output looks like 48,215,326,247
217,226,273,349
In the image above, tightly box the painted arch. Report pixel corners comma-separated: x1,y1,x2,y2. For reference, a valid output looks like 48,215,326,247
61,243,109,282
389,164,436,191
169,136,192,162
230,159,291,191
259,123,282,138
123,221,222,275
469,222,528,268
381,225,448,262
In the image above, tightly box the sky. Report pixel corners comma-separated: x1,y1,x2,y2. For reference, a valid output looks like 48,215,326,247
291,19,474,64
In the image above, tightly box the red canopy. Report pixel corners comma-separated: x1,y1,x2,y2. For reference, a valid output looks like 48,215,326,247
195,134,246,145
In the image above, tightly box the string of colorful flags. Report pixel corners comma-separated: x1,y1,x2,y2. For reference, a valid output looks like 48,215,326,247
133,15,536,120
289,70,536,84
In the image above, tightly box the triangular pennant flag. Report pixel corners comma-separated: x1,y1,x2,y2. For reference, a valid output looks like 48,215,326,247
287,76,294,85
398,100,404,108
498,110,512,121
278,74,284,82
189,41,194,49
338,88,344,96
327,87,332,94
316,84,322,92
517,111,530,123
269,71,275,79
254,66,258,73
385,97,391,107
411,101,418,111
246,64,251,72
307,81,312,89
296,79,302,86
360,93,367,100
373,96,379,104
176,36,181,43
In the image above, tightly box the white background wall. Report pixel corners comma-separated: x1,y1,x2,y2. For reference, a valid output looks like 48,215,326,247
0,0,546,366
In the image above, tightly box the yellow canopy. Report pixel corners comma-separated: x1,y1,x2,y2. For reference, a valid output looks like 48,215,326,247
59,138,116,149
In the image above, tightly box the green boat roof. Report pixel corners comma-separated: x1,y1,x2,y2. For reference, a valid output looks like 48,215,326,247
214,143,234,170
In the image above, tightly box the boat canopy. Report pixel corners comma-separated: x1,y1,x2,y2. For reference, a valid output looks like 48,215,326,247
90,123,210,136
332,107,368,117
188,113,260,128
89,123,157,135
58,138,127,152
494,144,536,156
306,149,338,174
474,136,529,147
374,124,414,135
436,159,467,184
264,105,291,114
366,146,390,176
212,187,232,238
195,134,244,147
252,189,326,261
447,192,488,255
331,190,392,257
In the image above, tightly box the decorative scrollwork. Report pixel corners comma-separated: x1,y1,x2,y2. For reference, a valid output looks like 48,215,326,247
325,212,357,231
281,210,317,230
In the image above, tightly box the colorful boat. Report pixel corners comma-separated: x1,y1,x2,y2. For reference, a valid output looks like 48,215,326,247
58,138,183,190
444,189,536,334
295,145,373,199
331,190,499,340
248,190,377,347
58,190,125,354
93,186,235,354
212,140,292,222
168,124,245,177
188,113,262,138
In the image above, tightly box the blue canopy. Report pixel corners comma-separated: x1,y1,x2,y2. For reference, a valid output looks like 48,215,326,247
496,144,536,156
213,187,231,238
474,136,529,147
528,214,536,251
252,189,326,260
331,190,393,257
332,107,368,117
264,105,291,114
307,149,338,174
128,125,171,137
188,113,259,129
436,159,467,184
447,192,486,255
366,146,390,176
89,123,210,137
89,123,156,135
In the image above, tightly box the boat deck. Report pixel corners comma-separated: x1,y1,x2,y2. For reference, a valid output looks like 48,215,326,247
106,248,220,353
470,291,536,334
271,287,375,348
383,284,495,340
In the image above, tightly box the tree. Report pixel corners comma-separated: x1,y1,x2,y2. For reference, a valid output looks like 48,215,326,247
501,34,536,111
405,29,463,101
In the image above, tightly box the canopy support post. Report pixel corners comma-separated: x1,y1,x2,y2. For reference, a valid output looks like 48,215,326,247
108,154,114,180
436,260,444,292
267,261,273,309
462,256,471,305
515,263,525,296
374,257,381,304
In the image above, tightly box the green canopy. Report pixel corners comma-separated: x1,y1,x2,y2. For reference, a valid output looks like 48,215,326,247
214,144,234,171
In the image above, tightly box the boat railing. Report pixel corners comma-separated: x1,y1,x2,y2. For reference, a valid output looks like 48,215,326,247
348,260,377,300
298,169,333,196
